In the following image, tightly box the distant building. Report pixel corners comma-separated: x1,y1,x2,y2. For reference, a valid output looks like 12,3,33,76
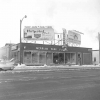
0,43,15,60
92,50,99,65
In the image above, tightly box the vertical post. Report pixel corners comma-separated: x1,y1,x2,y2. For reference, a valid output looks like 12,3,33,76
64,53,65,64
20,20,22,65
99,33,100,64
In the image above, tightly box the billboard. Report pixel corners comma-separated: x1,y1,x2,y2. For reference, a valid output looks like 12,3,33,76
23,26,54,40
67,30,81,44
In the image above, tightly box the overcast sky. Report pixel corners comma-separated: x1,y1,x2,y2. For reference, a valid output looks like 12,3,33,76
0,0,100,49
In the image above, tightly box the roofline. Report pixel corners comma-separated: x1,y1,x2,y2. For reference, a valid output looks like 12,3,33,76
92,50,99,51
69,30,84,35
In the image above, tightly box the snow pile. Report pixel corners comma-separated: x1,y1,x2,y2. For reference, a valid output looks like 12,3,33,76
14,64,26,69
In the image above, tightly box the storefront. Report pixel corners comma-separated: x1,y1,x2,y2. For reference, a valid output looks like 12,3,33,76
11,43,92,65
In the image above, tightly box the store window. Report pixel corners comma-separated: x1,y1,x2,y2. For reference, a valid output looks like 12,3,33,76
46,52,52,65
59,53,64,64
24,51,31,64
39,52,46,64
70,53,76,64
65,53,70,64
32,52,38,64
11,52,17,59
65,53,76,64
53,53,59,64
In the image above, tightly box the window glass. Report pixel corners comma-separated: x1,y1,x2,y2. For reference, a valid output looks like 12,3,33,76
32,52,38,63
59,53,64,64
65,53,70,64
70,53,76,64
46,52,52,65
39,52,46,64
24,51,31,63
53,53,59,64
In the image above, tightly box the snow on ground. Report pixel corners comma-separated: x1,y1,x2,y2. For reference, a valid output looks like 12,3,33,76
14,64,100,69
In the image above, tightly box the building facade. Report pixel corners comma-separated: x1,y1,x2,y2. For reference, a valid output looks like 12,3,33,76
0,44,13,60
11,43,92,65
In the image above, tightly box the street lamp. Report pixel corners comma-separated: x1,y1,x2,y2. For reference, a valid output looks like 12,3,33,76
20,15,27,65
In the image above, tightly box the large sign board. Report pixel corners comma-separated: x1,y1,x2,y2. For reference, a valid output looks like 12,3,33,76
67,30,81,44
23,26,54,40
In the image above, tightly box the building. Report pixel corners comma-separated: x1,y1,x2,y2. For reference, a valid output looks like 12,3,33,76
0,43,15,60
0,27,92,65
11,43,92,65
92,50,99,65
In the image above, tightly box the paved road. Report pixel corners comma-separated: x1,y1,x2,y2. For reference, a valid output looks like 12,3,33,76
0,68,100,100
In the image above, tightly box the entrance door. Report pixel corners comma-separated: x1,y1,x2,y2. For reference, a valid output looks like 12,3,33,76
77,52,82,65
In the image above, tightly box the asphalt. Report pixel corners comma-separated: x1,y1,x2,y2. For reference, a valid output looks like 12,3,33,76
0,67,100,100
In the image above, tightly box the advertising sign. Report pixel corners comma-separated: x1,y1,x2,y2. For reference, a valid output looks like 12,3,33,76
11,45,18,51
62,28,66,45
23,26,54,40
67,30,81,44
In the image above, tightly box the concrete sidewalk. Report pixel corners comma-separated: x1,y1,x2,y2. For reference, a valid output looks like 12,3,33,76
14,64,100,70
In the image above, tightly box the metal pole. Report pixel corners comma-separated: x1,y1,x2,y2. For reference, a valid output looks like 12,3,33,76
19,15,27,65
99,33,100,64
20,20,22,65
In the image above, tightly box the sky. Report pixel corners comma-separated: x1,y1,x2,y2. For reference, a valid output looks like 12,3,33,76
0,0,100,50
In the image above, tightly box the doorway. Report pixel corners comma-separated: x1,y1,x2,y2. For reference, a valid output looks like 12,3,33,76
77,52,82,65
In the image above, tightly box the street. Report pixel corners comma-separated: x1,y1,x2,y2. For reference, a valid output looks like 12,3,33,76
0,68,100,100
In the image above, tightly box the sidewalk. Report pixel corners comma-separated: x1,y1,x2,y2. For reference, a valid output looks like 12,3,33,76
14,64,100,70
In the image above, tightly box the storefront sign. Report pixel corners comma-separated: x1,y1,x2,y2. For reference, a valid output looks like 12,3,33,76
35,46,67,52
23,26,54,40
67,30,81,44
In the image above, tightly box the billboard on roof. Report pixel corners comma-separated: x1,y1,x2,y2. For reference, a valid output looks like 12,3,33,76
67,30,81,44
23,26,54,40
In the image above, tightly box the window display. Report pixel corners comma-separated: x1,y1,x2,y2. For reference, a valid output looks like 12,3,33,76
24,51,31,64
65,53,70,64
59,53,64,64
46,52,52,65
39,52,46,64
32,52,38,63
53,53,59,64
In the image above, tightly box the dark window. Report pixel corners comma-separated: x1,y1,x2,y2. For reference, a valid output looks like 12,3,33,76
58,35,59,38
94,57,96,62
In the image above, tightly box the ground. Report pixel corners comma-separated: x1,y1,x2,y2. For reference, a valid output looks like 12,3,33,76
0,67,100,100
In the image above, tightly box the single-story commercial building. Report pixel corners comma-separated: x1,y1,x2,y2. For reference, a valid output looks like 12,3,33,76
11,43,92,65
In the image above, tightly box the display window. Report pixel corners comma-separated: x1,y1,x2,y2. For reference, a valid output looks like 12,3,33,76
53,53,59,64
39,52,46,64
46,52,53,65
24,51,31,64
32,52,39,63
59,53,64,64
65,53,76,64
70,53,76,64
